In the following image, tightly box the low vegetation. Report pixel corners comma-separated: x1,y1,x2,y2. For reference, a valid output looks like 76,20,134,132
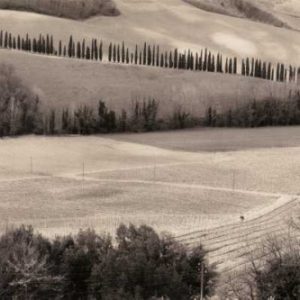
0,0,119,19
0,224,217,299
183,0,288,28
223,227,300,299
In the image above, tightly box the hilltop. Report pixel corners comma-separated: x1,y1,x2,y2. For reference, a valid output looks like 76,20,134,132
0,0,300,64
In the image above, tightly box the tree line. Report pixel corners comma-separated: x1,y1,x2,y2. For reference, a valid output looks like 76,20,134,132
1,63,300,137
0,29,298,83
0,224,217,299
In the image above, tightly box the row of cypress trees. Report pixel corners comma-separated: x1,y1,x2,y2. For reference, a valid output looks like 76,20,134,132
0,29,298,83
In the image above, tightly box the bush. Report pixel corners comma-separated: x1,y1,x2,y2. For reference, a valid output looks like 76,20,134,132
0,225,217,299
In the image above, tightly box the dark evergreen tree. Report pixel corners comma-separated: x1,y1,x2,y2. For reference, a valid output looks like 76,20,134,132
233,57,237,74
134,45,138,64
86,46,91,60
76,42,81,59
99,41,103,61
58,40,62,56
82,39,86,59
108,43,112,62
126,48,129,64
156,45,160,67
143,42,147,65
113,44,116,62
0,30,2,48
117,44,120,63
147,45,151,65
68,35,74,58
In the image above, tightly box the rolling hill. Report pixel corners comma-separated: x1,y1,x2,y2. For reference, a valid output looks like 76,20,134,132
0,0,300,64
1,49,296,116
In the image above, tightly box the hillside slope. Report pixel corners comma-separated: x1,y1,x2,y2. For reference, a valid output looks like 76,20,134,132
1,49,295,115
0,0,300,64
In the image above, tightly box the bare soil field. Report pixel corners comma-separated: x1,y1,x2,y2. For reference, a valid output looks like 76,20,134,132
0,50,295,115
1,0,300,63
0,127,299,274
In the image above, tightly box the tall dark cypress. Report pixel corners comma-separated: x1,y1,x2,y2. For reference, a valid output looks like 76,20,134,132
17,35,21,50
203,48,208,71
4,31,8,48
143,42,147,65
77,41,81,59
164,51,168,68
82,39,86,59
225,58,228,74
121,41,125,63
58,40,62,56
199,50,203,71
169,51,173,68
113,44,116,62
117,44,120,63
152,45,155,66
126,48,129,64
94,39,98,60
233,57,237,74
160,53,164,67
147,45,151,65
99,41,103,61
108,43,112,62
68,35,73,58
156,45,160,67
241,59,245,75
134,45,138,64
174,48,178,69
245,58,250,76
139,51,142,65
86,46,91,60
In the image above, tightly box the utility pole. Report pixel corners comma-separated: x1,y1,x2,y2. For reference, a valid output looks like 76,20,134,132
82,161,85,192
200,262,204,300
30,156,33,174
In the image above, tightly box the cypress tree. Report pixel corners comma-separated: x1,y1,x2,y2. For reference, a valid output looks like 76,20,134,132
233,57,237,74
160,53,164,67
211,55,215,72
271,68,274,81
250,58,254,76
195,52,199,71
199,50,203,71
169,51,173,68
0,30,2,48
207,51,212,72
151,45,155,66
33,38,37,53
147,45,151,65
134,45,138,64
174,48,178,69
164,51,168,68
58,40,62,56
130,53,134,64
139,51,142,65
8,33,12,49
143,42,147,65
82,39,86,59
241,59,245,75
91,39,94,60
4,31,8,48
156,45,160,67
121,41,125,63
225,58,228,73
113,44,116,62
50,35,54,54
203,48,207,71
267,63,272,80
86,46,91,60
126,48,129,64
94,39,98,60
68,35,73,58
46,34,50,54
99,41,103,61
108,43,112,62
12,37,16,49
228,58,232,74
245,58,250,76
17,35,21,50
63,45,67,57
117,44,120,63
76,41,81,59
262,62,267,79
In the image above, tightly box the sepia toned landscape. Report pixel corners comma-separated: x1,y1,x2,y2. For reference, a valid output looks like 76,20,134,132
0,0,299,299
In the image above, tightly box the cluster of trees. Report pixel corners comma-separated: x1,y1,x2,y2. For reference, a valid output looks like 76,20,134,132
0,64,41,137
1,29,298,83
0,0,120,19
0,224,217,299
223,224,300,300
204,92,300,127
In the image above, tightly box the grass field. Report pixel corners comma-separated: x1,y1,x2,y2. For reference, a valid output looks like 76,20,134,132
1,0,300,64
0,50,296,116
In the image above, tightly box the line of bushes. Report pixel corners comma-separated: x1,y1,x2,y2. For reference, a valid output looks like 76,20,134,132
0,29,298,83
0,224,217,299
